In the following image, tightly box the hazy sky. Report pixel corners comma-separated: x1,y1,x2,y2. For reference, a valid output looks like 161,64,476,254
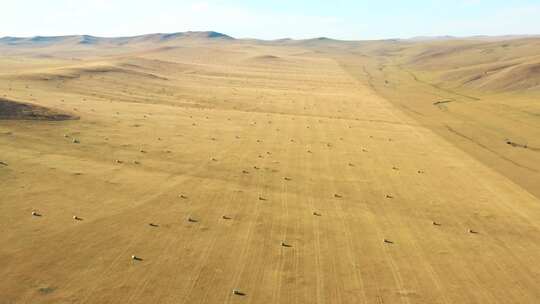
1,0,539,39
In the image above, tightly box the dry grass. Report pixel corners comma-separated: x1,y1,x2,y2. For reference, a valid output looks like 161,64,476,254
0,35,539,303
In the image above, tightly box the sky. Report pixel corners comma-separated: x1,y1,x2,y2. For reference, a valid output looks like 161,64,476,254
1,0,539,40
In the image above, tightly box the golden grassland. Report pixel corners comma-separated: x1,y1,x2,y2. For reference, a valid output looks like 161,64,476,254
1,35,539,303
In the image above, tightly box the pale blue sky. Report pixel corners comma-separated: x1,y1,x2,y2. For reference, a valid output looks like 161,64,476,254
1,0,539,39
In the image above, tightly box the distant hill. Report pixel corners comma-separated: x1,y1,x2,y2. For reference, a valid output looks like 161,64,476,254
407,35,456,42
3,32,540,48
406,34,540,42
0,31,234,47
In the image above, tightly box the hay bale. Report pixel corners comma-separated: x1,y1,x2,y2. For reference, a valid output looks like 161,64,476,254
232,289,245,296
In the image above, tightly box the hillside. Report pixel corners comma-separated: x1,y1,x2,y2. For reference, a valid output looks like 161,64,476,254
342,37,540,199
398,38,540,92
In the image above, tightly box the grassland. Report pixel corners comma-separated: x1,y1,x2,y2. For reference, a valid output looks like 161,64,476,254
1,33,539,303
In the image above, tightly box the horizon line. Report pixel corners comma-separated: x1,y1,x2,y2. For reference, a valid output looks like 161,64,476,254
1,30,540,42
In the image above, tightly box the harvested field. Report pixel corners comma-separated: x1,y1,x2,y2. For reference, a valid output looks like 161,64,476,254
1,32,539,304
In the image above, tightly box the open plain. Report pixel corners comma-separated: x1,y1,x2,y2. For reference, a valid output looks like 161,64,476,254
1,33,540,303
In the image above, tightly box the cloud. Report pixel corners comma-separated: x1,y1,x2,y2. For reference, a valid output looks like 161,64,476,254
191,2,210,12
439,3,540,36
